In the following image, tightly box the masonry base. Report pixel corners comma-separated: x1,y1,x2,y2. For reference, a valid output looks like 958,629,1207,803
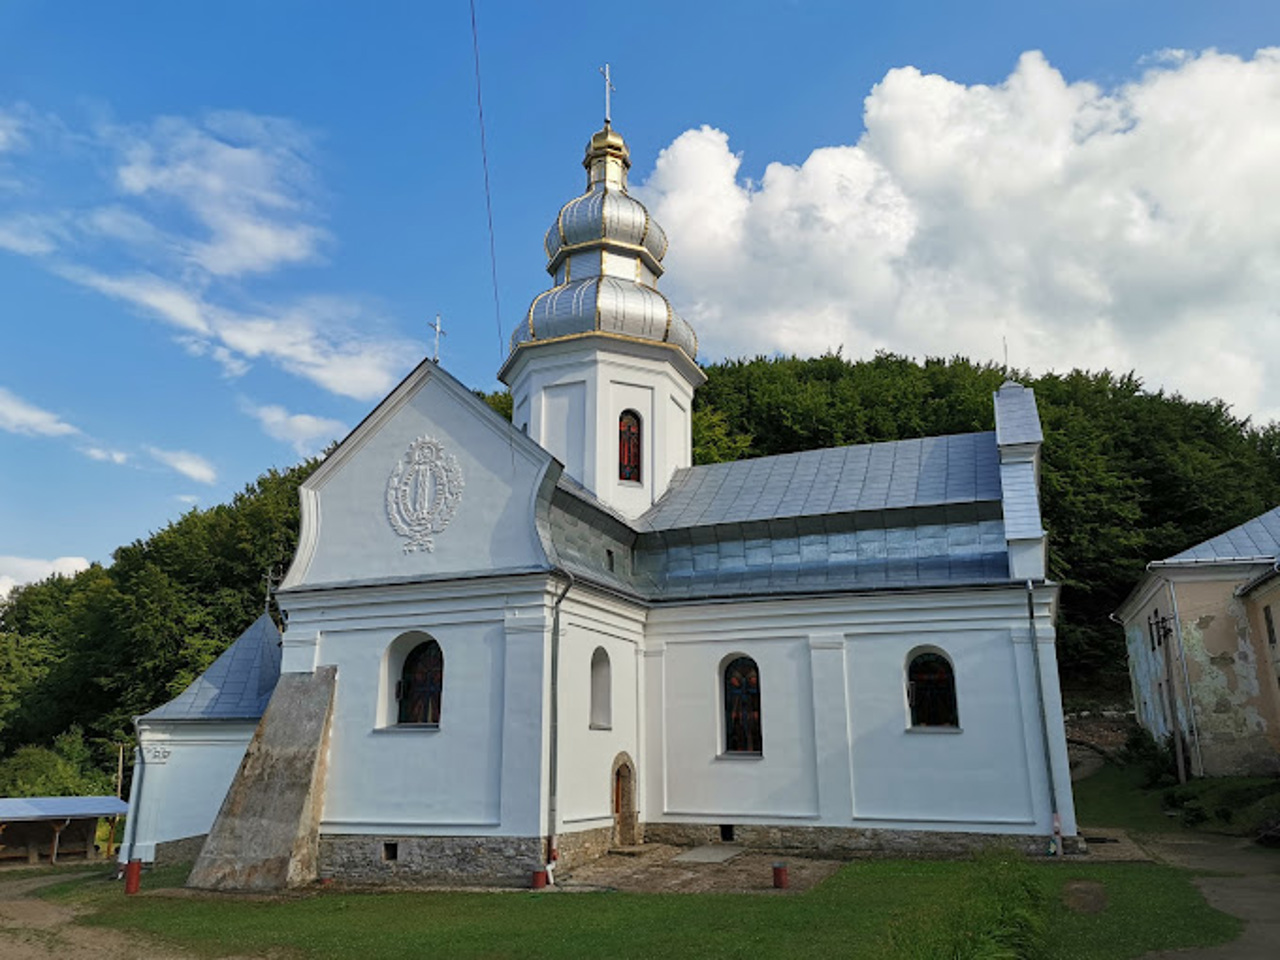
319,834,544,886
643,822,1087,857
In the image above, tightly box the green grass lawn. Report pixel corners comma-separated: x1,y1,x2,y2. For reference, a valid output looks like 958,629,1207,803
40,855,1239,960
1074,761,1280,837
1072,762,1187,834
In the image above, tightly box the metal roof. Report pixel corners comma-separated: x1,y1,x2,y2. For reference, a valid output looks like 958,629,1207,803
140,613,281,722
993,381,1043,446
0,796,128,821
637,432,1001,532
1165,506,1280,562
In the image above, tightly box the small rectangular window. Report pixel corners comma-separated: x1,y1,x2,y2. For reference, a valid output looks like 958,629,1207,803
382,842,398,862
606,549,615,572
1265,605,1277,647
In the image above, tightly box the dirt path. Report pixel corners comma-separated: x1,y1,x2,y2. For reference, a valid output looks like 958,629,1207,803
1137,834,1280,960
0,871,212,960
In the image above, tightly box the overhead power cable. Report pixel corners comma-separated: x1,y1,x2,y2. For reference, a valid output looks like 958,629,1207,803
468,0,504,361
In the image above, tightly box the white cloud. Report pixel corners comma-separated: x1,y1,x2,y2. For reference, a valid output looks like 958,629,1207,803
0,555,90,600
243,401,346,456
147,446,217,484
83,446,129,464
0,214,63,255
0,108,23,153
112,111,326,277
0,386,80,437
641,48,1280,423
174,494,199,504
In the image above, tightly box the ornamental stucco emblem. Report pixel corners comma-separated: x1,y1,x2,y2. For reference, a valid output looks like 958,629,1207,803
385,435,464,553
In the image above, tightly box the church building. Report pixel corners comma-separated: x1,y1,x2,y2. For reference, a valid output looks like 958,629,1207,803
124,120,1079,887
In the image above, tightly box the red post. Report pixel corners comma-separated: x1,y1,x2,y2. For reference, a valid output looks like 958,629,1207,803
531,868,548,889
772,862,789,889
124,859,142,895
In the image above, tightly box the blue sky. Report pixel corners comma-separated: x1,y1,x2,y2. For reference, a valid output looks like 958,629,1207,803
3,1,1280,593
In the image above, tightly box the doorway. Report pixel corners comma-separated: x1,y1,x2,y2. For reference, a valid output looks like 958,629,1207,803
611,753,638,847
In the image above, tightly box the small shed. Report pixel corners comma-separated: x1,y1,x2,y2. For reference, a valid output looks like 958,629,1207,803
0,796,129,863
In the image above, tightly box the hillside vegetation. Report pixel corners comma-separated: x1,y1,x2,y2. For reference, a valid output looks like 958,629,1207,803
3,353,1279,788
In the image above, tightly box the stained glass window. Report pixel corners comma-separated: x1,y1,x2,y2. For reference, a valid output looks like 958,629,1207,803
619,410,641,482
723,656,762,753
397,639,444,725
907,652,958,727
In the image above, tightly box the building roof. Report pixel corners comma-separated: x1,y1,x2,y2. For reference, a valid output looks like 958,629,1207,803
0,795,128,822
637,432,1002,532
548,426,1022,599
140,613,281,722
1164,506,1280,562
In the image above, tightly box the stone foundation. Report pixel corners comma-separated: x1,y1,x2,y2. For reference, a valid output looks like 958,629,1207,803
643,823,1086,857
155,833,207,866
555,825,614,871
319,834,544,886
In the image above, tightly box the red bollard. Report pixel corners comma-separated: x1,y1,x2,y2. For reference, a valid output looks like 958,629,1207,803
124,859,142,895
772,862,789,889
531,868,548,890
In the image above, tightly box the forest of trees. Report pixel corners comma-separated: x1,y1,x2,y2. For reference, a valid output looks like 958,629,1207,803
4,352,1280,794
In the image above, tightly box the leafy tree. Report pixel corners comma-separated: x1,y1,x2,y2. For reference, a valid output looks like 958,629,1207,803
0,726,112,797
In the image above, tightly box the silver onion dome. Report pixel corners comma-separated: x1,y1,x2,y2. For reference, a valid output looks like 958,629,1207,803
508,124,697,361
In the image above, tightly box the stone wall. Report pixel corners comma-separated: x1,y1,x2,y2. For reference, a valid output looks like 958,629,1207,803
155,833,207,867
555,825,613,871
320,834,544,886
644,822,1085,857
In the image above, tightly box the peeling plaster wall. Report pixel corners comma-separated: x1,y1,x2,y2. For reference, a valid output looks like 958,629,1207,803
1129,573,1280,777
1177,579,1280,776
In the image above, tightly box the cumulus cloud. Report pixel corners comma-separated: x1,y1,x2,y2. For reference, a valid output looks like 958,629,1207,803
147,446,217,484
0,386,80,437
243,400,346,456
640,48,1280,423
0,555,90,600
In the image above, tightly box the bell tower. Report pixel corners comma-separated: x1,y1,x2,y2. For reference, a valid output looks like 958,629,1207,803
498,116,704,519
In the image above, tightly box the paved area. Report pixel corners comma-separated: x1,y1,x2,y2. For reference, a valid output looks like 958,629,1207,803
1137,834,1280,960
559,842,841,893
672,843,744,863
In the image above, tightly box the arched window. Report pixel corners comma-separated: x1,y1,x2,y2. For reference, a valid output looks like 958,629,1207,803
619,410,641,482
397,639,444,725
723,656,762,754
907,651,958,727
590,647,611,729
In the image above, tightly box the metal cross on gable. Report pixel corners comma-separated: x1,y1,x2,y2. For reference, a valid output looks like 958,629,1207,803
430,313,447,363
600,63,615,125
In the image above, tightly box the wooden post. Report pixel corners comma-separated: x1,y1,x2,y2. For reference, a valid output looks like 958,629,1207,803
116,742,125,799
105,816,119,859
50,819,69,864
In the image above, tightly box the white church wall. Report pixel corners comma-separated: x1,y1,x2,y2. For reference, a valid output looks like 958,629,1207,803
555,591,645,834
285,367,553,590
279,578,554,840
643,588,1076,837
126,721,257,862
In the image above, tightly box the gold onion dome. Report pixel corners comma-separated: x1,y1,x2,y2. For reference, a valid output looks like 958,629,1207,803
508,124,697,361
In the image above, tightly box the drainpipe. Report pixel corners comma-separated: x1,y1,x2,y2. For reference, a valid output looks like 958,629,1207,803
1026,581,1062,855
546,570,574,877
1150,574,1203,777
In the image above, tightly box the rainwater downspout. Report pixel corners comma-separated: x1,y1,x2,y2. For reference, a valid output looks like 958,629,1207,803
1154,573,1204,777
1026,580,1062,855
545,570,574,878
